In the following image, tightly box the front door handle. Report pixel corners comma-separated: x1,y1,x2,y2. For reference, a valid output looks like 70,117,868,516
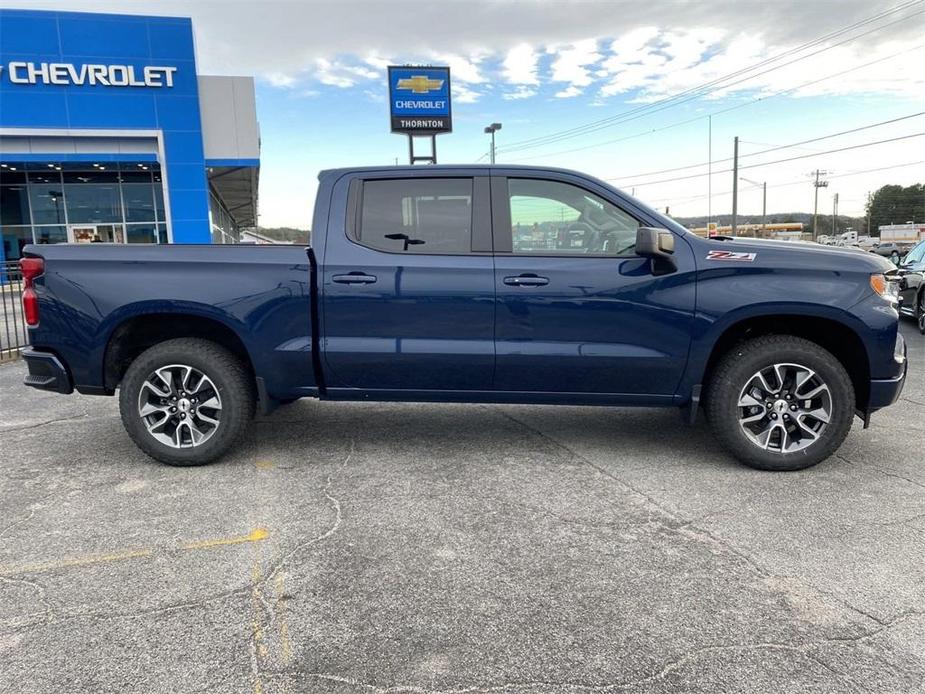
503,274,549,287
332,272,377,285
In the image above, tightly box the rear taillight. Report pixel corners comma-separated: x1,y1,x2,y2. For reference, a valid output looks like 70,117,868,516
20,257,44,327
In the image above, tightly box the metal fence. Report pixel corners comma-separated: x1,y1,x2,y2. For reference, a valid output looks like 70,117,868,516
0,260,29,361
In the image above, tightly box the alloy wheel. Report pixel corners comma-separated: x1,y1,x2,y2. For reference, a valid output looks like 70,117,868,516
137,364,222,448
737,362,832,454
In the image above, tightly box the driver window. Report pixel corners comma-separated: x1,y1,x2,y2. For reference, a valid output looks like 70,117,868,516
904,241,925,267
507,178,639,256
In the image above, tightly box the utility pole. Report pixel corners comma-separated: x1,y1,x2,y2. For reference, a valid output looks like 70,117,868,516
761,181,767,236
707,115,712,228
866,191,872,237
812,169,828,240
731,136,739,235
832,192,839,237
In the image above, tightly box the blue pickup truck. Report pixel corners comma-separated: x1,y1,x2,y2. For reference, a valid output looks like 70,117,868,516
19,165,907,471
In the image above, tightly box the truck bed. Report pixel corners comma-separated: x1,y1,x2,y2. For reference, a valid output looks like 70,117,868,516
24,243,317,401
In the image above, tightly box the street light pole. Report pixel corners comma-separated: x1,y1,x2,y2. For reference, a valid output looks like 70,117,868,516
484,122,502,164
812,169,828,240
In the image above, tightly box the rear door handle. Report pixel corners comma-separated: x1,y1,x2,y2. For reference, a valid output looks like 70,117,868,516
332,273,377,285
503,274,549,287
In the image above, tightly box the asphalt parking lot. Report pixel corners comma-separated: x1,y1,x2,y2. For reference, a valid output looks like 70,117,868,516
1,325,923,694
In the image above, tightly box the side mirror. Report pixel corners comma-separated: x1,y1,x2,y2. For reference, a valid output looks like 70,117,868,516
636,227,675,258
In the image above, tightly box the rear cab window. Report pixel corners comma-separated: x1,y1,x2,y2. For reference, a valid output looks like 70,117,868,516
356,178,473,254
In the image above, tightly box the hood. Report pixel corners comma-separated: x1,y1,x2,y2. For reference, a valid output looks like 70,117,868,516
701,236,895,273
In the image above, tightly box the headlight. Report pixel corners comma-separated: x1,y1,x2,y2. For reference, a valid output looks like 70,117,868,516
870,274,899,304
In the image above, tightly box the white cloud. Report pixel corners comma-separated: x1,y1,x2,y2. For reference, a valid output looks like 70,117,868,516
313,58,380,88
263,72,297,88
503,85,537,100
503,44,539,85
453,83,481,104
555,85,583,99
549,39,602,96
430,52,486,84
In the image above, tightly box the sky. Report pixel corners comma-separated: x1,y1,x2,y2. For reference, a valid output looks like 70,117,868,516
7,0,925,229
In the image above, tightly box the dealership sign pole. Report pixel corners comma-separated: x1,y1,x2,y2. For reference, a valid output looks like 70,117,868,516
388,66,452,164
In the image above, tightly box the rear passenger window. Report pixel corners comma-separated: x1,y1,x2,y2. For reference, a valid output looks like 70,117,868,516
358,178,473,253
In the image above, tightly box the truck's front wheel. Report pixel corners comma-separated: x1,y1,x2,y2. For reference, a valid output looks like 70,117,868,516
119,338,255,466
706,335,855,471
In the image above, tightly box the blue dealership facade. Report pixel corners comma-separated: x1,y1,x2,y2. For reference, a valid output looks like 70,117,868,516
0,9,260,264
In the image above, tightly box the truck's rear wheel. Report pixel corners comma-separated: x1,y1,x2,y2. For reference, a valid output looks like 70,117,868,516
119,338,254,466
706,335,855,471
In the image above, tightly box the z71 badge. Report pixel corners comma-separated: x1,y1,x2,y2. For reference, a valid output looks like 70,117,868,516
706,250,757,262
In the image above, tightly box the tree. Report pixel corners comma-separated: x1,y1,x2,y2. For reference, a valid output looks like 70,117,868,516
866,183,924,234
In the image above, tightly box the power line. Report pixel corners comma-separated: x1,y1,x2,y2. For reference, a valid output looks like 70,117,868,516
641,159,925,206
499,2,924,153
616,132,925,188
504,43,925,164
497,1,925,154
611,111,925,181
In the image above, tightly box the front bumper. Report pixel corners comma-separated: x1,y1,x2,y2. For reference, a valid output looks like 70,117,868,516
867,332,907,411
22,348,73,394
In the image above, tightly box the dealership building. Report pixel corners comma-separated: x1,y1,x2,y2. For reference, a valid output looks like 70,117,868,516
0,8,259,264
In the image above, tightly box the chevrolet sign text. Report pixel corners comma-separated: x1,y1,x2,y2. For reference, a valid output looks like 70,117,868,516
0,62,177,87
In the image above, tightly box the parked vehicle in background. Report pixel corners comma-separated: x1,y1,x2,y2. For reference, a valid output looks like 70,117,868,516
834,231,858,246
873,242,913,264
895,239,925,333
18,165,907,472
880,223,925,245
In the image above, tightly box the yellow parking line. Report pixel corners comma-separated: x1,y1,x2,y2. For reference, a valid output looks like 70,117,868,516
0,548,153,576
182,527,269,551
0,528,270,576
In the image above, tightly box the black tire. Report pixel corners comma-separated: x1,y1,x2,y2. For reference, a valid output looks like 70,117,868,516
918,290,925,335
705,335,855,471
119,338,255,466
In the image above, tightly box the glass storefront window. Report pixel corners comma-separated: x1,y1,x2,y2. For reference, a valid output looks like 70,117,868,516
126,224,158,243
64,183,122,224
63,170,120,184
0,164,172,246
154,185,164,222
1,185,31,225
33,225,67,244
0,171,26,184
122,183,156,222
29,184,67,224
0,226,33,260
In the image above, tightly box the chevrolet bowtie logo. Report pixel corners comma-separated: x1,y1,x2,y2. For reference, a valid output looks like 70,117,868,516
396,75,444,93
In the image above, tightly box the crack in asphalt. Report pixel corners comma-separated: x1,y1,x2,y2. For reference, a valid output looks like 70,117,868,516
267,613,925,693
0,441,355,637
0,574,55,630
836,453,925,492
0,412,90,433
246,438,354,689
493,410,919,652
